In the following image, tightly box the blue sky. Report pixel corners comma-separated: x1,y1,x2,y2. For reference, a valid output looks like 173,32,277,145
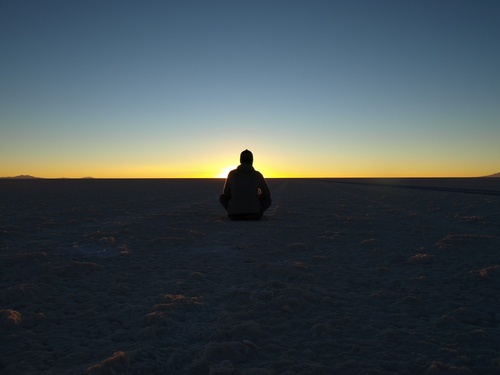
1,0,499,177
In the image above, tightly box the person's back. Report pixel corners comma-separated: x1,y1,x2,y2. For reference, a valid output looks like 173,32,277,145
219,150,271,220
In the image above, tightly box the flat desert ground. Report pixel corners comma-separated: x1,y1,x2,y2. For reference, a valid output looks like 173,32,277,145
1,178,499,375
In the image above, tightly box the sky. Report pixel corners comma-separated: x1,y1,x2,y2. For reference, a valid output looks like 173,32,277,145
1,0,499,178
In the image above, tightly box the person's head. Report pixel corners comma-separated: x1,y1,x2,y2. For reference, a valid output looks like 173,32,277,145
240,149,253,165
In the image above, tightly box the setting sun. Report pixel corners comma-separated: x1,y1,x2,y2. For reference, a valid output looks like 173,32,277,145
217,166,237,179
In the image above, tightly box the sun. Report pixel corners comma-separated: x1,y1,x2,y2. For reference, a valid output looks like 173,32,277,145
216,166,237,178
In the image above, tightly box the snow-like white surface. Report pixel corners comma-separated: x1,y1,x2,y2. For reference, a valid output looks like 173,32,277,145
1,179,499,374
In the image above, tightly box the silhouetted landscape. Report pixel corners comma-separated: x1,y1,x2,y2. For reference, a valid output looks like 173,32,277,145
0,175,95,179
0,175,42,179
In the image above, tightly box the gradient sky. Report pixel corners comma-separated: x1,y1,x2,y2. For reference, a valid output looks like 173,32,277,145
1,0,499,178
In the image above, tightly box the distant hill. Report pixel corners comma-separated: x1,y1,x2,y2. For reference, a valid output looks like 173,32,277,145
485,172,500,177
0,175,42,179
1,175,98,179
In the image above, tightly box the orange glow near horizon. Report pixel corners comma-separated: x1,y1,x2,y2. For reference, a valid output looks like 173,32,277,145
0,167,492,179
1,134,497,179
1,157,495,179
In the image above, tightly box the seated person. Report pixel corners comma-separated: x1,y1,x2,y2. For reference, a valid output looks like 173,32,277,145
219,149,272,220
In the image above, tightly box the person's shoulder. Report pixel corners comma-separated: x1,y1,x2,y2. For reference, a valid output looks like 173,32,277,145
254,170,265,178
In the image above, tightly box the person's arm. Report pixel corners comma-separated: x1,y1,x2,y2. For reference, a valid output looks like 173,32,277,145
222,171,234,196
257,172,271,199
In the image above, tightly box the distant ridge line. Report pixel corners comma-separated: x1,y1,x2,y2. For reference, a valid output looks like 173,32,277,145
0,175,42,179
0,175,95,179
484,172,500,178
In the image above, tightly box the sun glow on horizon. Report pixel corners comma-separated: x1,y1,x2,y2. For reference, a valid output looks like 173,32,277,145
216,166,237,179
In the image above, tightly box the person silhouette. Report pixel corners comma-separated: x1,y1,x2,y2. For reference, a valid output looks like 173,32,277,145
219,149,272,220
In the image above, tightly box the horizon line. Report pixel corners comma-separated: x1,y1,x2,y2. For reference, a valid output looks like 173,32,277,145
2,174,500,180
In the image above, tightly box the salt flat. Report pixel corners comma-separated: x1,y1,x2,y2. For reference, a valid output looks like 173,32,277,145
1,178,499,374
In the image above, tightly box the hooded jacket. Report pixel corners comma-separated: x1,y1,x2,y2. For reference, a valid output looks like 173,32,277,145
222,163,271,215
